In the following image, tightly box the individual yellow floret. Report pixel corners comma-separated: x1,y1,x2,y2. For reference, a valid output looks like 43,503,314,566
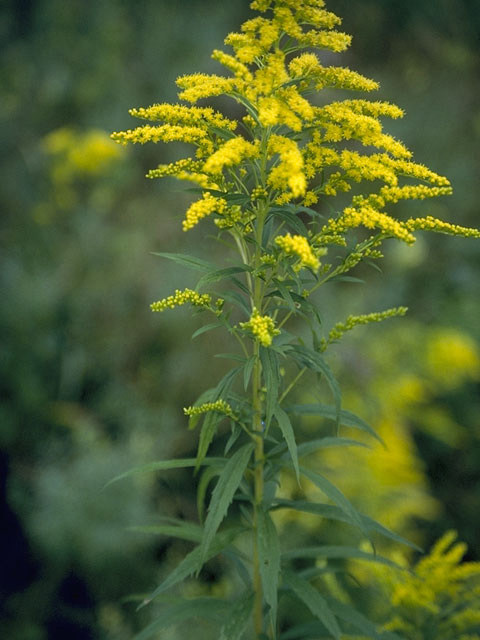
275,233,322,271
150,289,212,312
182,193,227,231
240,308,280,347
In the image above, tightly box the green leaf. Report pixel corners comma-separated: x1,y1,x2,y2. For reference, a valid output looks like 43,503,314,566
283,571,341,640
257,508,281,628
279,621,338,640
196,265,252,289
271,500,421,552
105,457,224,488
295,437,370,457
300,466,368,538
260,347,280,427
151,251,217,273
325,597,404,640
201,443,254,558
274,406,299,483
133,597,228,640
286,403,384,445
197,466,221,524
219,591,255,640
285,346,341,428
282,545,401,570
191,322,223,340
222,290,250,315
195,366,242,469
130,518,203,543
273,280,297,313
142,528,244,607
243,355,256,391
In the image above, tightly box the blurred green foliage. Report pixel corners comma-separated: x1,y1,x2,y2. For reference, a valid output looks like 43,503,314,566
1,0,479,638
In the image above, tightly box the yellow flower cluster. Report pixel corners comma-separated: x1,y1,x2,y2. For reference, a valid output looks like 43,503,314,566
184,399,234,418
267,134,306,198
314,103,411,158
150,289,212,312
326,306,408,344
203,137,260,174
128,103,237,131
405,216,480,239
240,308,280,347
183,193,228,231
111,123,209,148
275,233,321,271
44,128,122,182
176,73,236,104
371,531,480,639
329,206,415,244
289,54,378,93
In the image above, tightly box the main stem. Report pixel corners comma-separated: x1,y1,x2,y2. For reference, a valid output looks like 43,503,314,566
252,204,267,638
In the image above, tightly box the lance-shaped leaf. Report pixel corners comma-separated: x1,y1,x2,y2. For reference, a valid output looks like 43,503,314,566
300,466,368,538
260,346,280,427
141,527,244,607
134,597,228,640
286,403,383,445
191,321,223,340
201,443,254,558
325,597,405,640
274,405,299,483
130,517,203,543
105,456,224,488
271,500,421,552
196,264,252,289
151,251,217,272
257,508,281,628
285,345,341,427
219,590,255,640
283,571,341,640
282,545,402,570
269,436,369,460
195,366,242,469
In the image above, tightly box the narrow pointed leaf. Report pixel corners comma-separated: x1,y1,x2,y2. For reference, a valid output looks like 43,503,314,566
275,406,299,483
257,508,281,626
243,355,256,391
196,265,252,288
201,443,254,557
130,518,203,543
284,571,341,640
133,597,228,640
191,322,223,340
295,437,369,457
105,457,224,487
271,499,421,552
282,545,401,570
325,597,404,640
285,346,341,427
300,466,368,538
260,347,279,427
219,590,255,640
197,466,221,523
286,404,384,445
151,252,216,272
142,528,243,606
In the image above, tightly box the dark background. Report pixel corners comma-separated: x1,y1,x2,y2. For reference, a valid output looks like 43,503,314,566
1,1,479,637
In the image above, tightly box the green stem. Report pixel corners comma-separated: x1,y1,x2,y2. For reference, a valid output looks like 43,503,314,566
252,200,268,638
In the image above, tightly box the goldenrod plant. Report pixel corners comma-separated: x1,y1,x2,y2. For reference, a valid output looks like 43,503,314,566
110,0,480,637
366,531,480,640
